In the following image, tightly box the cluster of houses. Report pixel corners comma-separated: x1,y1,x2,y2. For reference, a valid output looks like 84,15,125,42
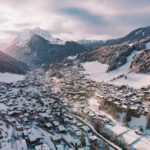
48,61,150,150
95,83,150,116
0,70,110,150
0,58,150,150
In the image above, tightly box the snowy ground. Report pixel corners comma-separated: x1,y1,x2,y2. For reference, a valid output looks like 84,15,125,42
146,42,150,49
111,72,150,89
67,54,77,60
82,51,150,88
0,72,25,83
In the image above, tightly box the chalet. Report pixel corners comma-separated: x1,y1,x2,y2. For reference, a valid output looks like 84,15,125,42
45,122,52,129
76,130,82,136
71,125,80,132
58,125,66,133
7,118,16,124
64,118,70,123
16,125,23,131
27,128,42,145
89,135,98,143
73,139,81,147
52,134,61,143
53,121,60,127
81,126,90,133
76,122,83,127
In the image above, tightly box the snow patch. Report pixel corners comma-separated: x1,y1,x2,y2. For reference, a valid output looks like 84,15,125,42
146,42,150,49
110,72,150,89
0,72,25,83
67,54,77,60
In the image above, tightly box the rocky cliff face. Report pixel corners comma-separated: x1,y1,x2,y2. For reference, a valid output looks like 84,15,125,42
0,51,28,74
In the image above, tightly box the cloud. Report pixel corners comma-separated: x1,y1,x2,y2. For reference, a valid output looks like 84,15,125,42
0,30,20,35
0,0,150,43
14,23,33,28
61,7,109,27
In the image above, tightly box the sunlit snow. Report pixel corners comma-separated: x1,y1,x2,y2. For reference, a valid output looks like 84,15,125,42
111,72,150,89
82,51,150,88
0,72,25,83
82,51,136,81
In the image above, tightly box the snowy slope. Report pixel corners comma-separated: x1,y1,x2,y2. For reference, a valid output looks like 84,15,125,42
82,51,150,88
111,73,150,89
82,51,137,81
13,27,64,47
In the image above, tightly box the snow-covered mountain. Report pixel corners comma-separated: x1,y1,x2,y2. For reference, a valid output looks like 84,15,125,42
13,27,64,47
5,30,86,67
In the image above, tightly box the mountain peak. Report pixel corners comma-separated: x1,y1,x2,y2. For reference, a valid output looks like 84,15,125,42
13,27,64,47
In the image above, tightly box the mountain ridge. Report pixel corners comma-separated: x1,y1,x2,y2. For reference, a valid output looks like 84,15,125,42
4,26,150,73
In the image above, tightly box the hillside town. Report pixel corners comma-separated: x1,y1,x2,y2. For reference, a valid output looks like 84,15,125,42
47,60,150,150
1,59,149,149
1,1,150,150
0,68,115,150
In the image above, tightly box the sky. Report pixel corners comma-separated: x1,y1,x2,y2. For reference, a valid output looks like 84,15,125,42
0,0,150,45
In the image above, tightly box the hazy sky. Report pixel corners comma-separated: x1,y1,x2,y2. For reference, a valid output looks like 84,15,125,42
1,0,150,43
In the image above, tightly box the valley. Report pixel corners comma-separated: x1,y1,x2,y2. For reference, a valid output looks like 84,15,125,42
1,0,150,149
0,26,150,150
0,57,150,149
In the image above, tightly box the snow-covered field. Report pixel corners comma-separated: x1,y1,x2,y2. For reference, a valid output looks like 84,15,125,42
111,72,150,89
82,51,150,88
0,72,25,83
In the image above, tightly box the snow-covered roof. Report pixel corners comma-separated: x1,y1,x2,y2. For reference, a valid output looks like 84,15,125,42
58,125,66,132
132,136,150,150
122,130,140,145
52,134,61,141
